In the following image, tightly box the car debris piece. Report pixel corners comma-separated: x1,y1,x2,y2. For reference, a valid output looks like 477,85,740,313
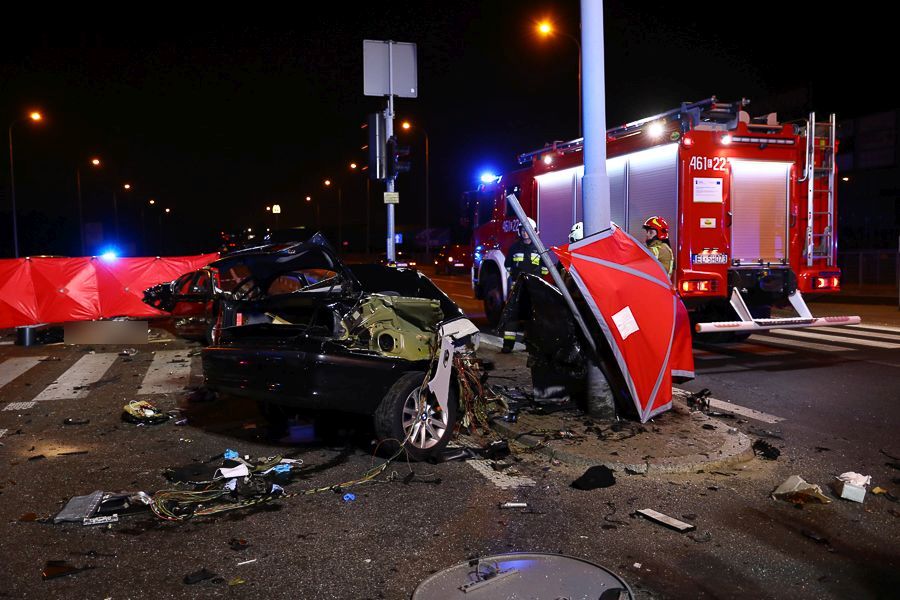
119,348,138,357
833,472,870,503
83,514,119,526
752,439,781,460
42,560,95,580
571,465,616,491
183,568,217,585
772,475,832,505
121,400,169,425
228,538,250,551
342,493,356,502
481,440,511,461
499,502,528,509
55,491,104,523
228,577,247,586
62,418,90,425
635,509,696,532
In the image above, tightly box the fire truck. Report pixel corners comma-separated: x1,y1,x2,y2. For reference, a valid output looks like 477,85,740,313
469,97,859,336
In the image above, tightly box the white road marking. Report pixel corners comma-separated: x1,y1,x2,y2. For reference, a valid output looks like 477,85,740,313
0,341,14,345
0,357,46,390
816,326,900,342
464,459,536,489
749,334,852,353
770,328,900,350
3,401,36,411
139,350,193,395
674,388,784,424
33,353,118,401
849,323,900,334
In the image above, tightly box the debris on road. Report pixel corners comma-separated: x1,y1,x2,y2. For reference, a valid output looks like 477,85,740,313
772,475,832,505
228,577,247,586
752,439,781,460
183,568,217,585
186,387,218,403
499,502,528,509
42,560,95,581
228,538,250,551
833,472,871,503
54,490,151,524
686,388,712,412
236,559,257,566
571,465,616,490
62,418,90,426
119,348,138,357
342,493,356,502
121,400,169,425
635,509,696,532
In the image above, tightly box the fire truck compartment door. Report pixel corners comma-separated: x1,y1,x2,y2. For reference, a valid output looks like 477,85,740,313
729,160,791,264
535,166,583,249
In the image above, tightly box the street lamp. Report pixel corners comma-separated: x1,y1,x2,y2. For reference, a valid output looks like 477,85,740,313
399,120,431,259
75,156,103,256
324,178,343,249
305,195,320,230
536,19,582,137
7,110,44,257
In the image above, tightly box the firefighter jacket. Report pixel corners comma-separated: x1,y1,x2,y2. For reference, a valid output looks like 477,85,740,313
505,239,548,279
648,239,674,279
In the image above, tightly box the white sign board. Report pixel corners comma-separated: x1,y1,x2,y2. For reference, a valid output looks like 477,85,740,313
383,192,399,204
271,204,281,214
693,177,724,203
612,306,640,340
363,40,418,98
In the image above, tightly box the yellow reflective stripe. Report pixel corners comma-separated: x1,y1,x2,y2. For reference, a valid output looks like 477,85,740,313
530,255,540,265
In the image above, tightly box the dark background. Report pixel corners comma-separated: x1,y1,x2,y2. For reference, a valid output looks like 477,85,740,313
0,2,892,257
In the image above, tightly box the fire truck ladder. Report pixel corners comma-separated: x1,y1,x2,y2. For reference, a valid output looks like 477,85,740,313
803,112,836,267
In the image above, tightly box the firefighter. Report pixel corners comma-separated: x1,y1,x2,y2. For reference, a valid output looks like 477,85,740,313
501,217,547,352
643,216,674,279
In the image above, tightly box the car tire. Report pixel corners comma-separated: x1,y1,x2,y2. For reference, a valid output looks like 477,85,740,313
481,268,504,327
374,371,457,461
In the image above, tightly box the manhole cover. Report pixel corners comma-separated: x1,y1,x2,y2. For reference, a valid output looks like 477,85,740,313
412,552,633,599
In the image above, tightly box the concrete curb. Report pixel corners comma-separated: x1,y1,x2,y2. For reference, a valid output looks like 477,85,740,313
490,411,755,475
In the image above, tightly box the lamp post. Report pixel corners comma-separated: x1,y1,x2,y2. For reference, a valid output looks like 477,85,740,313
324,179,343,250
7,111,43,258
305,195,319,230
537,20,582,137
75,157,102,256
400,121,431,259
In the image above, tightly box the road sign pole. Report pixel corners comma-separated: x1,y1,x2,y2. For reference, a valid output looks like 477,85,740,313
386,93,396,262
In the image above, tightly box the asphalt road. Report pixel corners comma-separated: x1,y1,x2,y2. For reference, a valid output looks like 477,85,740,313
0,276,898,599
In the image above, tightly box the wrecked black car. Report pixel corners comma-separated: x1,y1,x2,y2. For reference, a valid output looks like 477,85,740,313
199,234,479,460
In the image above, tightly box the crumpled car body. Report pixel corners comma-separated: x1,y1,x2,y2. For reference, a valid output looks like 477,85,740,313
199,234,479,459
142,267,221,342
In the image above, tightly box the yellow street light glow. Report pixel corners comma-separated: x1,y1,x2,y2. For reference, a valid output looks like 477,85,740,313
324,179,332,186
164,208,171,213
266,205,271,211
842,177,850,182
149,199,156,205
350,162,358,169
123,183,131,190
29,111,43,122
401,121,411,130
305,196,312,202
91,158,101,166
537,20,553,36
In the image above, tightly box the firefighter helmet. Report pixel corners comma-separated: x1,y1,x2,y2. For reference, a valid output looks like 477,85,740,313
642,216,669,240
518,217,537,233
568,221,584,242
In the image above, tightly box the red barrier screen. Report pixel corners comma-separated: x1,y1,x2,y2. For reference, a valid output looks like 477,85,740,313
0,254,218,328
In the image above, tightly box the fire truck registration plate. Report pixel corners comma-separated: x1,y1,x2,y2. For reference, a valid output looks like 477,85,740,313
692,253,729,265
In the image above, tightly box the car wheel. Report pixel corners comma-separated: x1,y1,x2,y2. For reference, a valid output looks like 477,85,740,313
374,371,457,461
481,269,504,327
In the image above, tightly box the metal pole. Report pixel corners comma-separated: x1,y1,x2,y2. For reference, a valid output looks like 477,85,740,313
76,168,86,256
385,42,396,262
425,132,430,261
581,0,610,235
8,125,19,258
365,178,371,256
338,186,343,250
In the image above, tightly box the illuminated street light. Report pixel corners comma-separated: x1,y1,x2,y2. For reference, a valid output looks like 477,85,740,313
401,121,411,130
149,199,156,205
165,208,171,214
266,205,271,211
75,156,103,256
350,162,358,170
123,183,131,190
91,158,101,166
324,179,332,187
398,120,433,259
8,109,45,257
535,18,582,136
305,196,311,202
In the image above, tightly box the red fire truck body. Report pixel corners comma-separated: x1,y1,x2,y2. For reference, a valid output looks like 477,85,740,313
470,98,854,333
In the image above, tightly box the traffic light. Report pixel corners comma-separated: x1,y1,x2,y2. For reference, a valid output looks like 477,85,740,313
367,112,386,181
385,135,411,180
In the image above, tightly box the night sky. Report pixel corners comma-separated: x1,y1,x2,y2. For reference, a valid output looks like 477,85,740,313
0,2,887,257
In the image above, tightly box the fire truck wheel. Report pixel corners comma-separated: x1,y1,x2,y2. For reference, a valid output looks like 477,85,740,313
481,268,504,327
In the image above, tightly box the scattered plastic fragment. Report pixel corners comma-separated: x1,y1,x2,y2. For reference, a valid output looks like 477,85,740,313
571,465,616,490
228,577,246,586
633,563,642,569
83,515,119,526
837,472,871,487
481,440,511,461
42,560,94,580
635,509,696,532
224,449,239,460
120,348,138,357
63,418,90,426
183,568,217,585
772,475,832,505
236,559,257,566
499,502,528,509
752,439,781,460
174,418,188,426
343,493,356,502
228,538,250,551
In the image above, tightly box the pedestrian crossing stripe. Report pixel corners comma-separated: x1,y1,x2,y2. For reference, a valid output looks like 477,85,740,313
769,328,900,350
4,401,36,411
33,353,118,401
